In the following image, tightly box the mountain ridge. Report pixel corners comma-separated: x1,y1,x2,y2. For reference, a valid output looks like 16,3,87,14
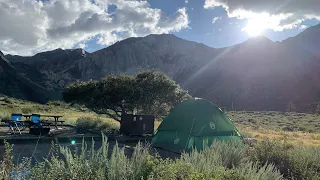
2,26,320,112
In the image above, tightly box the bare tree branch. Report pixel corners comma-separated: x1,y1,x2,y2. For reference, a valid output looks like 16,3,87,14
109,108,122,118
96,112,121,122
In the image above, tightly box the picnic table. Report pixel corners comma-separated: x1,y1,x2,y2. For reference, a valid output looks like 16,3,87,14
23,114,64,129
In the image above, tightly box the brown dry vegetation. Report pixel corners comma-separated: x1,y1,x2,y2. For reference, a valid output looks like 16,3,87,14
1,95,320,146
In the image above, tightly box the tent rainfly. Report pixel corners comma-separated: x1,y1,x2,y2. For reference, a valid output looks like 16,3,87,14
152,98,242,152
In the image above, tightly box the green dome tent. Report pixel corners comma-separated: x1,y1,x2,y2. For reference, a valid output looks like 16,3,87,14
152,98,242,152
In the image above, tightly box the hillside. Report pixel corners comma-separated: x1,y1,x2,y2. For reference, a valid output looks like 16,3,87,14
2,25,320,112
186,37,320,111
0,51,58,103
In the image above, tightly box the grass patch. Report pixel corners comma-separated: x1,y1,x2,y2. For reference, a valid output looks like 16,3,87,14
238,126,320,146
76,117,119,133
0,95,118,125
228,111,320,133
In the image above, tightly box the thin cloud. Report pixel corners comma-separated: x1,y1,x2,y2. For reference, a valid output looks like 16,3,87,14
300,25,308,29
212,16,222,23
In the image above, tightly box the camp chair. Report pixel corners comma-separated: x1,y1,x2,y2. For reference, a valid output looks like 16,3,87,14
7,113,24,135
31,114,51,127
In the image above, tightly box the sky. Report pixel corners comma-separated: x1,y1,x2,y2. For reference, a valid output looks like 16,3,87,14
0,0,319,56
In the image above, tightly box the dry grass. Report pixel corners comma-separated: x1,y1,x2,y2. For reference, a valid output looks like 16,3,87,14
1,95,320,146
238,126,320,146
227,111,320,133
0,95,119,126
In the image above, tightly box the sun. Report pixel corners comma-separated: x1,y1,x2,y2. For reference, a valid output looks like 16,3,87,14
244,21,265,37
243,14,271,37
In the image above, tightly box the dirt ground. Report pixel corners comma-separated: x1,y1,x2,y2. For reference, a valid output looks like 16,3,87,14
0,124,179,164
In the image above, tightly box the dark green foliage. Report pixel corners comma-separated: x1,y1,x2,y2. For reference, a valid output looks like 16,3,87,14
63,70,190,121
250,140,320,179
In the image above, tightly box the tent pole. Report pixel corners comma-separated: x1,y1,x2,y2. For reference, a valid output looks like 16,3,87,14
185,118,196,150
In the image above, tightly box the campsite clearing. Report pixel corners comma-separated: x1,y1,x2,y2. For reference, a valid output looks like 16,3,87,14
1,96,319,146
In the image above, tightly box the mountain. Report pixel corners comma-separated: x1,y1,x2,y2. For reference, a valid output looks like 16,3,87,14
185,36,320,111
0,51,57,102
5,48,87,89
2,25,320,112
283,24,320,55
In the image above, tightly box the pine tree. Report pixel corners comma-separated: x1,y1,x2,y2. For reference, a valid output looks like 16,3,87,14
316,102,320,115
286,101,296,112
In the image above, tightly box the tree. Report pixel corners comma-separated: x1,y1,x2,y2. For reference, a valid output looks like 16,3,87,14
316,102,320,115
63,70,190,121
286,101,296,112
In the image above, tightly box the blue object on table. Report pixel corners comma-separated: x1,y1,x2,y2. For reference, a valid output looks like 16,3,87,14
8,113,24,135
31,114,42,127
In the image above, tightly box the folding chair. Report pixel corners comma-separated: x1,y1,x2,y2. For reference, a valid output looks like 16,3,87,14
31,114,51,127
7,113,24,135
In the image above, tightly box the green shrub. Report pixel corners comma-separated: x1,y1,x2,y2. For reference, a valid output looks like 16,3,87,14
251,139,320,179
0,114,10,121
2,97,13,104
181,144,225,179
220,162,282,180
207,140,248,169
76,117,119,133
288,146,320,179
0,140,14,180
47,101,67,107
147,159,205,180
9,137,320,180
21,107,33,114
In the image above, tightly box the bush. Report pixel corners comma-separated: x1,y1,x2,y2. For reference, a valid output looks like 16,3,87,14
47,101,68,107
0,140,14,180
76,117,119,133
21,107,33,114
220,162,282,180
147,159,205,180
250,139,320,179
2,97,13,104
3,136,286,180
0,114,10,121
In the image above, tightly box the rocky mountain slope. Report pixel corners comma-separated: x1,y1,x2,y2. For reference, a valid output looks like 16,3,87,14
0,51,57,102
2,24,320,112
185,37,320,111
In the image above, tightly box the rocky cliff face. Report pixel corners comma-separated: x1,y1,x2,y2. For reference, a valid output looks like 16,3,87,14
2,26,320,111
65,34,219,82
0,51,56,102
